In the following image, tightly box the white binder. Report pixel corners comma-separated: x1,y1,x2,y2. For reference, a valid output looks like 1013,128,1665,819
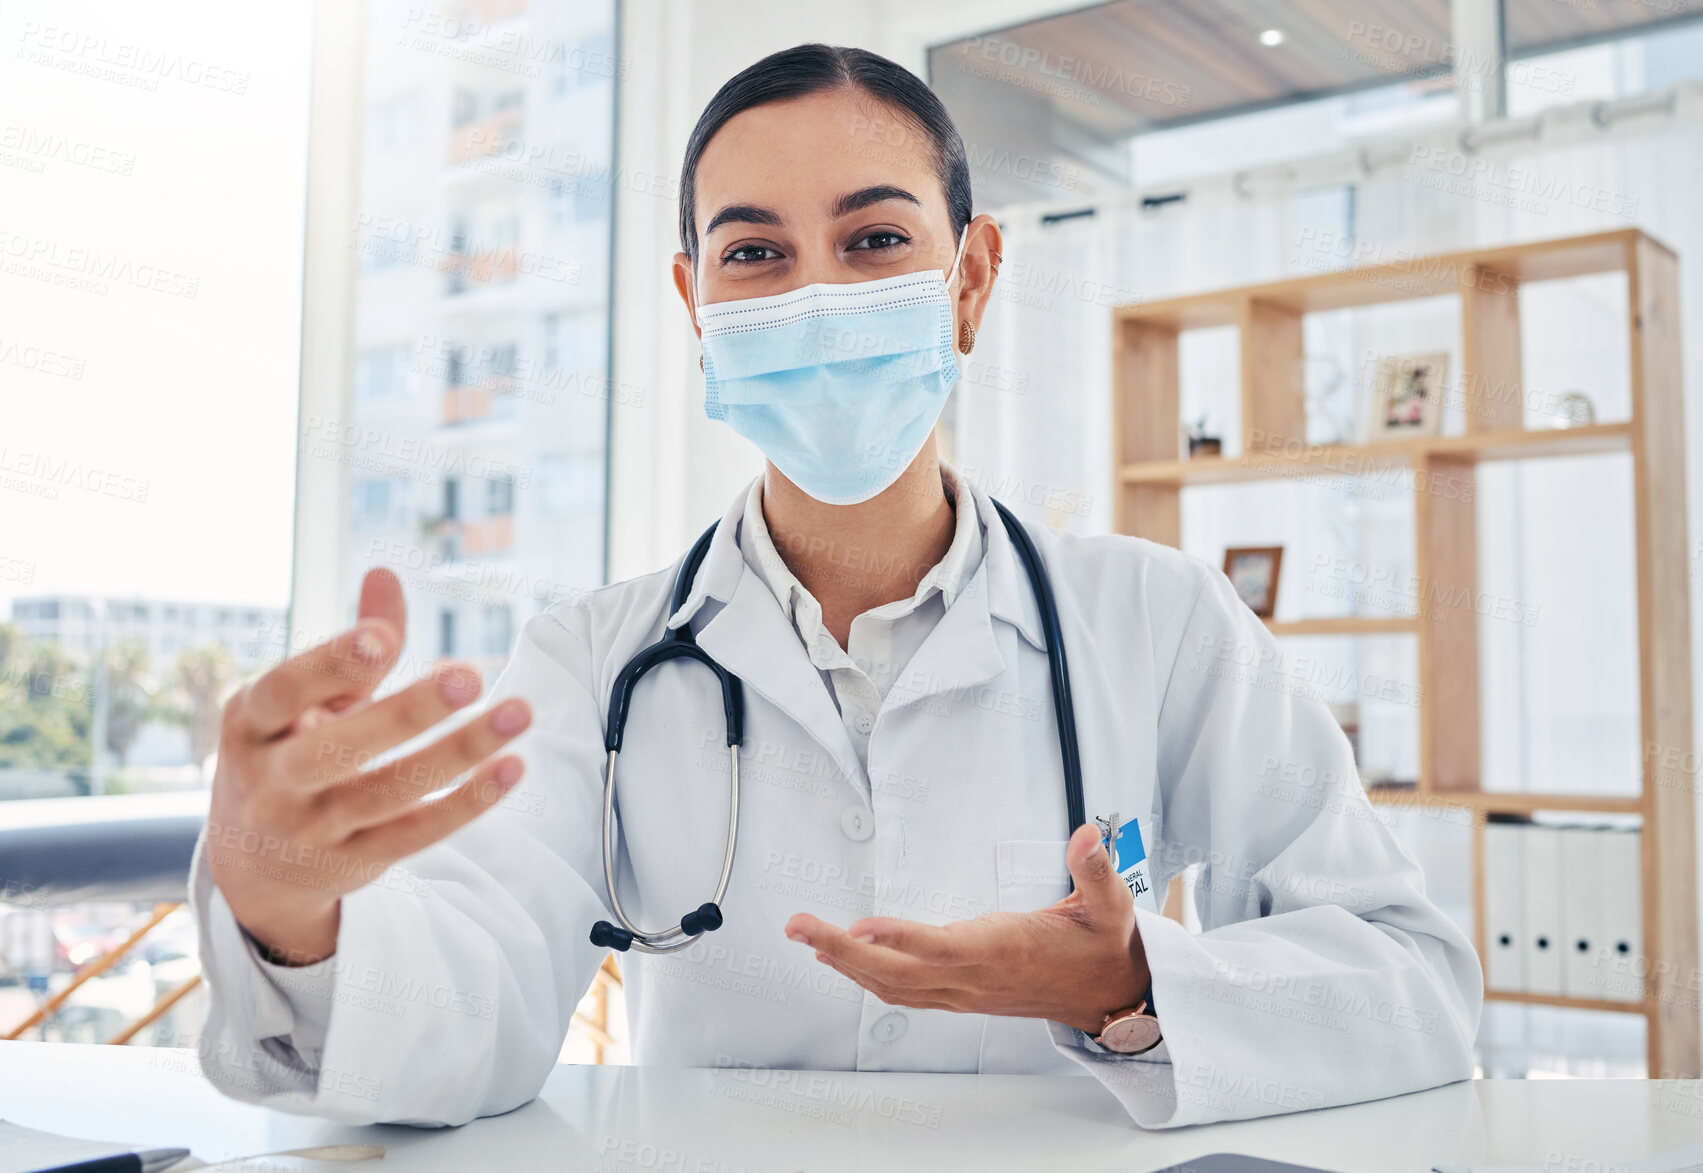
1483,822,1525,992
1520,826,1564,995
1559,827,1605,998
1599,829,1644,1004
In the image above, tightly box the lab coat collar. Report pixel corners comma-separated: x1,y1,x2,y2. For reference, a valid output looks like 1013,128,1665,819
664,469,1048,656
665,481,867,790
963,474,1049,655
879,474,1049,713
659,469,1050,789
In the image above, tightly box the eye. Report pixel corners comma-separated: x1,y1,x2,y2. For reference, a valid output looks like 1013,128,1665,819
849,230,911,252
721,243,782,265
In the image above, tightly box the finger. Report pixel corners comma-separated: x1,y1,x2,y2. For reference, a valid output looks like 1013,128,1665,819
788,914,941,989
1065,821,1128,921
241,618,400,739
294,661,484,789
358,566,406,638
328,696,532,830
843,916,974,966
812,952,965,1011
344,752,525,864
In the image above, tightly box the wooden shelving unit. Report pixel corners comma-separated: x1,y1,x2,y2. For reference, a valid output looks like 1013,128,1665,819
1113,229,1697,1076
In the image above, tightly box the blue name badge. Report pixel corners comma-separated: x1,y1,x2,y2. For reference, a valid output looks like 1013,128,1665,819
1099,819,1154,907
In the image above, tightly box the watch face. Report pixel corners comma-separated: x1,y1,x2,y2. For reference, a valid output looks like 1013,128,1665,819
1101,1014,1162,1054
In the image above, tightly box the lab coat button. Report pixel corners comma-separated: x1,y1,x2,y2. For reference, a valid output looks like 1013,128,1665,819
872,1011,907,1043
839,806,874,841
854,714,874,733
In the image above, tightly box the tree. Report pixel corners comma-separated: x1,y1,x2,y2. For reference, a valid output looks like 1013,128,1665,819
166,644,236,783
0,625,94,773
102,641,163,768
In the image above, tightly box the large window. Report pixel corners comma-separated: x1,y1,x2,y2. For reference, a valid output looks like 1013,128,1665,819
346,0,618,688
0,0,310,1050
0,2,308,799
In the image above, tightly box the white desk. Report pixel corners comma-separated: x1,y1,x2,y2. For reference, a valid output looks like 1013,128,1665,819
5,1043,1703,1172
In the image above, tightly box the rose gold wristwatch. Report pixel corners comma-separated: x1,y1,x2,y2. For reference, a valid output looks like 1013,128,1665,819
1092,983,1162,1054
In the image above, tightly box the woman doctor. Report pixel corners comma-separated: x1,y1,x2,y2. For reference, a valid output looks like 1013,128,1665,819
191,44,1483,1130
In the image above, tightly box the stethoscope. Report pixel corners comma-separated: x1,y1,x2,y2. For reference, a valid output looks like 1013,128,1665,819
589,497,1085,954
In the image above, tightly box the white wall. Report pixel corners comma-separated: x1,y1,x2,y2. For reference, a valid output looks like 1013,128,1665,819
605,0,1087,581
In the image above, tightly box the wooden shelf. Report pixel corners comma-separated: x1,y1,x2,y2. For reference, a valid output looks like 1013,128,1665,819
1120,422,1633,487
1110,229,1695,1076
1263,616,1419,637
1484,989,1651,1016
1364,788,1645,816
1115,228,1665,329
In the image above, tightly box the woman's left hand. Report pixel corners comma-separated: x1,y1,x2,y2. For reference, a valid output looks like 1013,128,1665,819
785,821,1151,1036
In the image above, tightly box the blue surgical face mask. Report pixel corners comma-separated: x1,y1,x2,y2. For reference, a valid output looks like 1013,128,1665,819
697,232,969,506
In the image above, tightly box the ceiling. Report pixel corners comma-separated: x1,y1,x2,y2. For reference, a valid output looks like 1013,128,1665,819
928,0,1701,141
1503,0,1697,54
928,0,1454,141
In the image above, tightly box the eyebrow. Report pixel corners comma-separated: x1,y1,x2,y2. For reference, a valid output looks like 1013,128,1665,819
701,185,924,240
830,184,921,219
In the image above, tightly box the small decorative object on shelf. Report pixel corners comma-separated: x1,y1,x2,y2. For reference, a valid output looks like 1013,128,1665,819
1184,413,1222,457
1549,389,1597,429
1368,352,1449,441
1223,546,1283,618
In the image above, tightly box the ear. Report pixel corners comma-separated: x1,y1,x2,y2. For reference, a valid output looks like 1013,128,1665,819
952,213,1003,343
672,250,702,340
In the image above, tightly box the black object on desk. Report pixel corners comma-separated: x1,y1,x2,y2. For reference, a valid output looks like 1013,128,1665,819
29,1148,189,1173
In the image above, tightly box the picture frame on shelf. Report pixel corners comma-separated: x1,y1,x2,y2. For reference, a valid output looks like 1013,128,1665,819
1223,545,1283,618
1367,352,1449,441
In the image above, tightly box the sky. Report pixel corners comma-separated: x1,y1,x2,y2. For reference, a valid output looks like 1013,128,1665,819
0,0,312,616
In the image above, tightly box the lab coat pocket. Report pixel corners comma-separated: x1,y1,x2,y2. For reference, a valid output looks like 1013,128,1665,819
981,840,1084,1076
993,840,1072,913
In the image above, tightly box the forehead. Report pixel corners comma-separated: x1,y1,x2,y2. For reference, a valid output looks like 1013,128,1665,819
693,87,944,222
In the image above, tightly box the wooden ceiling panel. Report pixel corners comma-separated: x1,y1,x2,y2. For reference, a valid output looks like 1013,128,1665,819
929,0,1456,136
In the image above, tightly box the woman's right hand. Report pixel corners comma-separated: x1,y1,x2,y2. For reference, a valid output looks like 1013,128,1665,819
205,567,532,965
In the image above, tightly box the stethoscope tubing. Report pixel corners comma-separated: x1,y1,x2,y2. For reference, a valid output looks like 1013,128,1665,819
598,746,742,954
590,496,1086,954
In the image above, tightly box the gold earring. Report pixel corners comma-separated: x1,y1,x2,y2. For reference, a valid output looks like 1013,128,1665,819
958,320,976,355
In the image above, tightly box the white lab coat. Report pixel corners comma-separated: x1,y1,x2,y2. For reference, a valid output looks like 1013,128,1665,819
187,475,1483,1129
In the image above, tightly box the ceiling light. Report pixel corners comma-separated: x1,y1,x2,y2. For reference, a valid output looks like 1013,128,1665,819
1259,28,1286,47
